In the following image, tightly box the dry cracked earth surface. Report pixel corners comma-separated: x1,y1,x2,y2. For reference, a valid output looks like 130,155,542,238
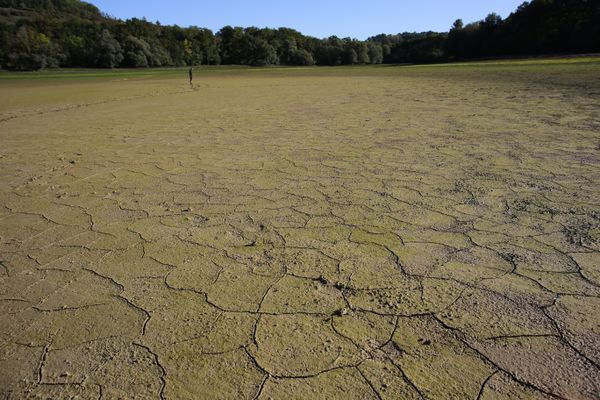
1,63,600,399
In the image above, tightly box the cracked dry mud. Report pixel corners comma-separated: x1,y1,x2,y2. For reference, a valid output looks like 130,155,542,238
1,64,600,399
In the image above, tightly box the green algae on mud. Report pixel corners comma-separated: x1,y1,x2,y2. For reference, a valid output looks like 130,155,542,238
1,59,600,399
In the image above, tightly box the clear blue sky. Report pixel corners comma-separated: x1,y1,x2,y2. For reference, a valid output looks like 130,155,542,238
88,0,525,40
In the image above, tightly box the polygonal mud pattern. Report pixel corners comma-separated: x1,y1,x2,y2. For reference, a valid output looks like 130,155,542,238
1,65,600,399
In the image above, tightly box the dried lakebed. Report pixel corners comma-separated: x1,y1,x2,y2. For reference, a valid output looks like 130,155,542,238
1,63,600,399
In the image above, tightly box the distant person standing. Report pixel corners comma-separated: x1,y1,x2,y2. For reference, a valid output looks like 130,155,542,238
188,66,193,87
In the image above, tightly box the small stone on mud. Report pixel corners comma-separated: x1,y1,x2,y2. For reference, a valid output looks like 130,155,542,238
333,308,349,317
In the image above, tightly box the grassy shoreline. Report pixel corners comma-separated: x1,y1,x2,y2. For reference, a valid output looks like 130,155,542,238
1,55,600,80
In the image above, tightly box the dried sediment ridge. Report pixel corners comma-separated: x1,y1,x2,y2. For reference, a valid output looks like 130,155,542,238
1,65,599,399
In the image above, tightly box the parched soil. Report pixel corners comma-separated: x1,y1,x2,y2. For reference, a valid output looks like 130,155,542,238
1,64,600,399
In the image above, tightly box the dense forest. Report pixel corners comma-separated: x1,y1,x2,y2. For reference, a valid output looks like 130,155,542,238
0,0,599,70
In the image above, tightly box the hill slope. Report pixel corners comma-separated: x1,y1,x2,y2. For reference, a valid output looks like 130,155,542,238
0,0,103,20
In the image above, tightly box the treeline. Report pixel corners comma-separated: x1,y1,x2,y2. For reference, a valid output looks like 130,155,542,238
372,0,600,63
0,0,384,69
0,0,599,70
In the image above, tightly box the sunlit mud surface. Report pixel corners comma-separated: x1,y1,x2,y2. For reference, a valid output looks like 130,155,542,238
1,64,600,399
